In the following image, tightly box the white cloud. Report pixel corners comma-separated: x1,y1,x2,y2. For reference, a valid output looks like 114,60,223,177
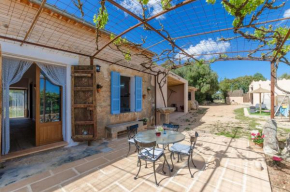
175,38,231,60
283,9,290,18
120,0,165,20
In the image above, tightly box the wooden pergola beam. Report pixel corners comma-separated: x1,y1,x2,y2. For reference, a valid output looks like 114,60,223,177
92,0,197,57
21,0,47,46
270,29,290,119
106,0,198,61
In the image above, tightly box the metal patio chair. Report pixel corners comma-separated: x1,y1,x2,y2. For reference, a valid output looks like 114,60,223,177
126,124,138,157
163,123,179,132
170,131,199,178
134,140,171,186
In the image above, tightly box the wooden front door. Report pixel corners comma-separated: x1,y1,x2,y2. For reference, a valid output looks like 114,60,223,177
36,66,62,146
71,65,97,142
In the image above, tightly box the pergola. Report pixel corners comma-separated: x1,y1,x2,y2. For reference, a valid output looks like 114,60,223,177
0,0,290,120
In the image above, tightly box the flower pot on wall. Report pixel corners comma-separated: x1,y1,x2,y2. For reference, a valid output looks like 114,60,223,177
254,142,263,148
97,84,103,93
143,94,146,99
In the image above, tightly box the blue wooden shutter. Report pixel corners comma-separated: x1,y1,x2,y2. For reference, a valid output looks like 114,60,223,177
135,76,142,112
111,71,120,114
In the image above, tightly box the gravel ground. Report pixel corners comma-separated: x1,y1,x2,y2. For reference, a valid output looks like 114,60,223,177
170,103,290,192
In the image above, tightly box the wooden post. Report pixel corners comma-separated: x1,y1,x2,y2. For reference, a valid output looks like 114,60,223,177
259,93,262,114
90,57,94,66
271,61,275,119
0,44,2,159
155,75,157,125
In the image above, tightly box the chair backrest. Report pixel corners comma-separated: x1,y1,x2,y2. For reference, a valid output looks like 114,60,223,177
190,131,199,151
127,124,138,139
134,139,157,157
163,123,179,131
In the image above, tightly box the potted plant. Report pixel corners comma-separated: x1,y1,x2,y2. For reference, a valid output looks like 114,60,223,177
251,131,265,148
97,84,103,93
272,156,283,166
147,86,151,91
155,126,164,137
143,118,148,125
139,118,148,125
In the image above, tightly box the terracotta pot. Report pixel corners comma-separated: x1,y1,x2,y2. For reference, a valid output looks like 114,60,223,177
97,88,101,93
143,94,146,99
254,142,263,148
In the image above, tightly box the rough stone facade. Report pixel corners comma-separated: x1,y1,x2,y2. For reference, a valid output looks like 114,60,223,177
0,44,2,159
95,63,156,139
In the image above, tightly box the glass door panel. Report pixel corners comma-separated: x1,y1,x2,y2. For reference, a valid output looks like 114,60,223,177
39,72,61,123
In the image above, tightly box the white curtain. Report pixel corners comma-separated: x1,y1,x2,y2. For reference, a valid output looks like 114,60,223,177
36,63,67,141
2,58,32,155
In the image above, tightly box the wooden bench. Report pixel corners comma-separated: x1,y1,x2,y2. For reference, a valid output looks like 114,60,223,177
105,121,144,139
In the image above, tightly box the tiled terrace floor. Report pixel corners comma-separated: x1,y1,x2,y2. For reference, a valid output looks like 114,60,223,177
1,133,271,192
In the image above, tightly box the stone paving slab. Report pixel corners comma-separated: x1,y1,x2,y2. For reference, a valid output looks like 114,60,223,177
1,134,271,192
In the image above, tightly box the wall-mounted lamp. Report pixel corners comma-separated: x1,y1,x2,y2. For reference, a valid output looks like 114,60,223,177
96,65,101,72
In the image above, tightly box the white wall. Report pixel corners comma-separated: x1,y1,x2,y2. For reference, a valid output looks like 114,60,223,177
249,79,290,109
156,72,188,113
1,41,78,66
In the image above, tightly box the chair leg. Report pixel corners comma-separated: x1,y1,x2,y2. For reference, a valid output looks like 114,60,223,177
145,161,148,168
134,145,137,152
188,155,193,178
153,161,159,186
135,158,142,179
177,153,180,163
170,152,174,172
191,153,197,168
163,154,171,176
162,158,166,174
127,143,131,157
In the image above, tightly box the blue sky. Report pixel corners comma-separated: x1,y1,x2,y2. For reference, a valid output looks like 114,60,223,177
46,0,290,78
212,60,290,80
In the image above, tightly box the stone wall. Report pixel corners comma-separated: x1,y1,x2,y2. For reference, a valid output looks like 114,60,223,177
0,44,2,159
95,63,156,139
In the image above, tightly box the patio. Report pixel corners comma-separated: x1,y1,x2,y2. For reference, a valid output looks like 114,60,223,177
1,132,271,192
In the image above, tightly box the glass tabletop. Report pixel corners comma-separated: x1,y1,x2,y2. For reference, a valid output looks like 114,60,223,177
135,130,185,145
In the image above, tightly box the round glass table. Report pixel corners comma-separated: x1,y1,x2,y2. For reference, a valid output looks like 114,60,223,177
135,130,185,145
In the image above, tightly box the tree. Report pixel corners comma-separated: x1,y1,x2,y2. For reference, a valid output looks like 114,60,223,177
173,63,219,103
219,78,232,99
279,73,290,80
219,73,267,99
253,73,267,81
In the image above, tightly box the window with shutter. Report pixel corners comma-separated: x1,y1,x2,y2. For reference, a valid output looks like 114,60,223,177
111,71,120,114
135,76,142,112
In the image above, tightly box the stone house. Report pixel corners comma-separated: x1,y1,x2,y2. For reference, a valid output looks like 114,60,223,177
0,0,191,159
